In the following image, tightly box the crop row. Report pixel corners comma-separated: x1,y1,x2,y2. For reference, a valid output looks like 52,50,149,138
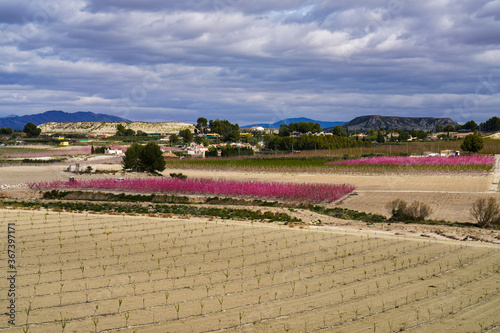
28,177,356,203
15,247,496,332
325,155,495,174
327,155,495,166
1,210,498,333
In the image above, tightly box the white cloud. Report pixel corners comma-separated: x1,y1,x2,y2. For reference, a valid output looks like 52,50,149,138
0,0,498,123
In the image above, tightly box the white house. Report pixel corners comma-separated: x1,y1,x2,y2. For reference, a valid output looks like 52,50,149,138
186,143,209,157
105,148,124,156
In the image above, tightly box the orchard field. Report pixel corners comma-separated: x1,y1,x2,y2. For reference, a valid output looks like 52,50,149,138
1,209,499,332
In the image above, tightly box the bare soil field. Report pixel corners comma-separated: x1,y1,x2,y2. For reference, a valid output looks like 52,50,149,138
0,159,497,224
1,209,499,332
162,168,496,223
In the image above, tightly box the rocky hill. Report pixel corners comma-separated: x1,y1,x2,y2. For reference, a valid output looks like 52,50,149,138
0,110,130,129
39,121,195,136
336,115,458,132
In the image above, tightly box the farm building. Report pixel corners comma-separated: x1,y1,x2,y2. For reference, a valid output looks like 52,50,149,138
440,150,460,157
186,143,209,157
105,148,124,156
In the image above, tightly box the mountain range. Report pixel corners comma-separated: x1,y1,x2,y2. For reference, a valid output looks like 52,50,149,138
244,117,345,129
0,110,130,129
333,115,459,132
0,111,459,133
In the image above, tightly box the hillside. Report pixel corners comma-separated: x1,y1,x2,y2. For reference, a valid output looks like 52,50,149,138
39,121,195,136
0,111,130,129
335,115,458,132
244,117,344,129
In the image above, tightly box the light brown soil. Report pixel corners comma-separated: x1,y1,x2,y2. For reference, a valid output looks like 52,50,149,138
1,161,499,242
0,210,498,333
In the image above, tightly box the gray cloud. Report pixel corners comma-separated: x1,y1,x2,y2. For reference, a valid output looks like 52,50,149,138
0,0,498,125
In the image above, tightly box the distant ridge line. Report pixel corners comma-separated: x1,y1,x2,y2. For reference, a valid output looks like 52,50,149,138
0,110,131,129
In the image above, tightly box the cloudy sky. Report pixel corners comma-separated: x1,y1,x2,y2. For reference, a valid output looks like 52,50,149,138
0,0,499,125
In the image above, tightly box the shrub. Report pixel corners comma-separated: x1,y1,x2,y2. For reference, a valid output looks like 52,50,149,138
170,172,187,180
406,201,433,221
385,199,432,221
470,197,500,227
385,199,407,221
460,134,483,154
205,147,219,157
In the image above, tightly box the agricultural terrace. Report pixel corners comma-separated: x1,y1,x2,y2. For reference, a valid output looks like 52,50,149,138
326,155,495,174
0,210,498,332
28,178,356,204
0,146,92,158
0,146,126,165
163,154,495,175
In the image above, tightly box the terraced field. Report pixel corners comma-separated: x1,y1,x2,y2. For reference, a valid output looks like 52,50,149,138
1,209,498,332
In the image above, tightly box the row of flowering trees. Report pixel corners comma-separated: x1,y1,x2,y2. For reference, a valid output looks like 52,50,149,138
28,178,356,203
327,155,494,167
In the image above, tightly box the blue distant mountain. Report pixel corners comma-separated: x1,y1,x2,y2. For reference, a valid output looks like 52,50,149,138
244,117,344,129
0,110,131,129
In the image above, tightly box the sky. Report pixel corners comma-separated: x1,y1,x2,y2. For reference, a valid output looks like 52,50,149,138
0,0,499,126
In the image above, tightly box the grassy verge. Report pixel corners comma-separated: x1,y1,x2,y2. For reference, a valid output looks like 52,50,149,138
36,190,488,229
303,204,481,228
0,198,301,224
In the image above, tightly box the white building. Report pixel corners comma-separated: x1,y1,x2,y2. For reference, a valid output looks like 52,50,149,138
105,148,124,156
186,143,209,157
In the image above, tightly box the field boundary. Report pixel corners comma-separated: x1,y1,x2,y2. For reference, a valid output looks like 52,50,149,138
490,154,500,192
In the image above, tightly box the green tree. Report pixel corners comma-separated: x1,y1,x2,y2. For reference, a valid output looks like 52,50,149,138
462,120,478,132
241,133,258,146
332,125,346,137
209,119,240,142
206,147,218,157
288,122,321,134
124,129,136,136
480,117,500,132
376,131,385,143
444,125,454,138
196,117,208,134
122,142,165,172
169,134,179,145
179,129,193,144
398,131,410,142
116,124,126,136
0,127,13,135
23,122,41,137
138,142,166,172
416,130,427,140
122,143,141,171
278,124,290,137
460,134,484,154
194,136,203,145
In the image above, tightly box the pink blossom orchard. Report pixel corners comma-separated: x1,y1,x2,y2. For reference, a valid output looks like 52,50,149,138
327,155,494,167
29,178,356,203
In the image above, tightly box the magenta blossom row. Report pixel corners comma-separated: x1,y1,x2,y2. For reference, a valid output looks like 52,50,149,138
327,155,495,166
29,177,356,203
